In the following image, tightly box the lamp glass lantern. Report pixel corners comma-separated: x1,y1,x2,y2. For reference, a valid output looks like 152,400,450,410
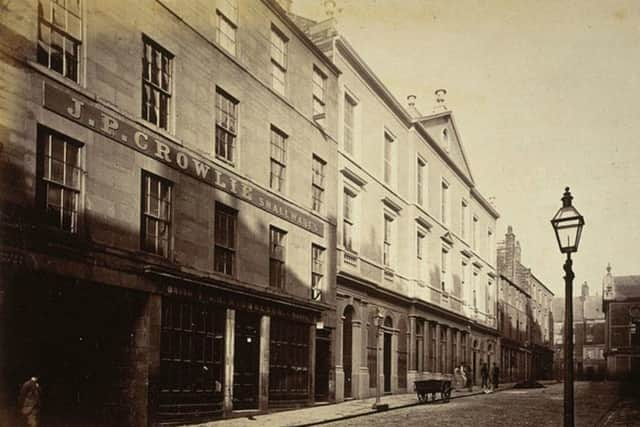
550,187,585,254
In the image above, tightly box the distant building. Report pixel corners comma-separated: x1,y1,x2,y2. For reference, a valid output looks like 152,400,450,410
602,265,640,381
496,226,554,383
552,282,605,380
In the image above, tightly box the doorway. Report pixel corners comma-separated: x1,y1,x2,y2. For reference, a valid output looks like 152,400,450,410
233,312,260,410
314,330,331,401
383,316,393,393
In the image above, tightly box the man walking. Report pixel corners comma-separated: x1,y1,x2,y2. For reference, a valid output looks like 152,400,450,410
491,362,500,390
480,362,489,391
18,376,41,427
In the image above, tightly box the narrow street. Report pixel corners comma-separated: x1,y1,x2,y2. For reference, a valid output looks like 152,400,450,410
324,382,637,427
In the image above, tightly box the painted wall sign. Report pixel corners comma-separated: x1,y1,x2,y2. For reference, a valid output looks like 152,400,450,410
43,83,324,237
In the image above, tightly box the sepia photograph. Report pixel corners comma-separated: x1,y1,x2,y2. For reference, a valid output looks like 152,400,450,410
0,0,639,426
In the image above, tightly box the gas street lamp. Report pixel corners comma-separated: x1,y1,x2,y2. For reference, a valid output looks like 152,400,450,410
372,308,388,411
550,187,585,427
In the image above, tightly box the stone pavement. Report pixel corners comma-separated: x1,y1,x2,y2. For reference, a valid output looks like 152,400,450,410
598,383,640,427
187,383,518,427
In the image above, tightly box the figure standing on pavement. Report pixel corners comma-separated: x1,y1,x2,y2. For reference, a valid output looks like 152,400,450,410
480,362,489,391
491,362,500,390
18,376,41,427
465,363,473,391
459,363,467,390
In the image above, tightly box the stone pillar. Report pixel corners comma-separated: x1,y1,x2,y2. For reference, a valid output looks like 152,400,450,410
446,327,452,374
223,309,235,416
308,323,316,404
146,294,162,427
408,316,417,385
359,305,370,398
434,323,441,374
391,329,398,393
259,315,270,411
351,319,362,398
335,313,344,402
456,330,462,368
423,322,429,374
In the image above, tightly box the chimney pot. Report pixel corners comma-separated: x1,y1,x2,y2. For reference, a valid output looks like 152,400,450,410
433,88,448,112
407,94,416,107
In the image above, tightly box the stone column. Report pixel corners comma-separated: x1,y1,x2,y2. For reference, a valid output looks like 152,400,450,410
434,323,441,374
408,316,417,386
146,294,162,427
351,319,362,398
391,329,398,393
423,322,429,374
259,315,270,411
308,323,316,404
455,330,461,368
335,313,344,401
359,305,370,398
223,309,235,416
446,327,452,374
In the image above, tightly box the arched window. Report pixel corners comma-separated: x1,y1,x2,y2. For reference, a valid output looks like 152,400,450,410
442,128,450,152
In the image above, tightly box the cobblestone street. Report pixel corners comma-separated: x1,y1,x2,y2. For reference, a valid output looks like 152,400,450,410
324,382,636,427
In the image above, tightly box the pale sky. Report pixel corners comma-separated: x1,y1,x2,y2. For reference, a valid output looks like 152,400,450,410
293,0,640,298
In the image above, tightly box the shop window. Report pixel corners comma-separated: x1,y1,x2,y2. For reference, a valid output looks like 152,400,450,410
269,318,309,402
160,299,225,416
142,36,173,131
141,171,172,257
36,126,83,233
37,0,82,82
214,202,236,276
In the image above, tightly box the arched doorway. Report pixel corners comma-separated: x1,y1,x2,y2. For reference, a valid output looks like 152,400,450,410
343,306,354,398
383,316,393,393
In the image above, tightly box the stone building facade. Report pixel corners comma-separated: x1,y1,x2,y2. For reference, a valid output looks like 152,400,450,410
602,265,640,381
297,15,500,401
497,226,554,383
552,282,605,381
0,0,340,425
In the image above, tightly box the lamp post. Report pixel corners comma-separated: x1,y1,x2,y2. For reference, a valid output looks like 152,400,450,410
372,308,387,411
551,187,585,427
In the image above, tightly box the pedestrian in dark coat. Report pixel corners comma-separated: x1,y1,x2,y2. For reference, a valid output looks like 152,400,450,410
18,376,41,427
465,363,473,391
480,362,489,390
491,363,500,389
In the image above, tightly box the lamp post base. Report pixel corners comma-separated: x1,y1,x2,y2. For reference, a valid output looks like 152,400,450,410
372,402,389,411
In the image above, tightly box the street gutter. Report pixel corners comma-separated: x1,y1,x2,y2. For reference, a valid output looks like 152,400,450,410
291,385,516,427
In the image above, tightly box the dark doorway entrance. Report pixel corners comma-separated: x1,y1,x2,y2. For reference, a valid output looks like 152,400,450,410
233,312,260,410
4,277,145,427
315,330,331,401
383,316,393,393
383,332,392,393
343,306,354,398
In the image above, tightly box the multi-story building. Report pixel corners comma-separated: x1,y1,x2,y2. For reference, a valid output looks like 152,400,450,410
552,282,605,381
294,12,500,401
602,265,640,381
0,0,340,425
497,226,554,383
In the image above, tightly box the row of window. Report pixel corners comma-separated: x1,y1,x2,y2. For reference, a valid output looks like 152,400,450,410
37,0,328,131
343,187,494,303
37,126,326,299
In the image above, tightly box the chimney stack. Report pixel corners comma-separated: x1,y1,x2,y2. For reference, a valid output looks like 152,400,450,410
581,281,589,297
433,88,448,112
